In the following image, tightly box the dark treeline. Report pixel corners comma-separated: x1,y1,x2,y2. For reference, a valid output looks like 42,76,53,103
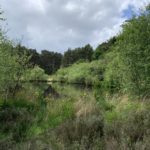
93,37,117,60
16,39,116,75
62,44,93,67
14,45,63,75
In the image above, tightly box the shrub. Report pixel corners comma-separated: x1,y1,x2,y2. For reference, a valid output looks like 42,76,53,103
0,107,34,142
23,66,48,81
55,114,104,149
104,101,150,149
54,60,105,85
104,7,150,97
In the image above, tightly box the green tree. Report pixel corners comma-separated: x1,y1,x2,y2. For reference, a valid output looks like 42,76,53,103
0,12,30,100
93,37,116,60
104,5,150,97
39,50,62,74
0,41,30,100
62,44,93,67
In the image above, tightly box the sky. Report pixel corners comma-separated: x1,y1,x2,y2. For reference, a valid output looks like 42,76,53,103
0,0,149,53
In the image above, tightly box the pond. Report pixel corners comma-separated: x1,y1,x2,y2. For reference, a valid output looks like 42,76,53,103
15,82,94,102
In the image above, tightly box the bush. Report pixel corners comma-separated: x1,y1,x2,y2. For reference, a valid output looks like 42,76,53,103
55,114,104,149
53,60,105,85
103,7,150,97
23,66,48,81
0,107,34,142
104,100,150,150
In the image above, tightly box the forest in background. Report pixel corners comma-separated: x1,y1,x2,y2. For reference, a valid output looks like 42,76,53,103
8,32,115,75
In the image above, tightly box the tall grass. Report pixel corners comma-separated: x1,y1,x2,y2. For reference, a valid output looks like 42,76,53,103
1,85,150,150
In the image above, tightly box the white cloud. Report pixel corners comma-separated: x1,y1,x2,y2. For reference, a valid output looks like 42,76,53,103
26,0,47,14
65,2,78,11
0,0,149,52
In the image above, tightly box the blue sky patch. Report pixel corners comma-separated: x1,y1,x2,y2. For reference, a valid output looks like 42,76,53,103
122,5,134,19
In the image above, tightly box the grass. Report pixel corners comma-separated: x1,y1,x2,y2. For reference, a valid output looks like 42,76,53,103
0,83,97,149
0,84,150,150
0,100,35,142
25,95,150,149
45,98,75,128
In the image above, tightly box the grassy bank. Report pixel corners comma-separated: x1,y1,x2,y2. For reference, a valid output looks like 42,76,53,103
1,88,149,150
1,93,149,150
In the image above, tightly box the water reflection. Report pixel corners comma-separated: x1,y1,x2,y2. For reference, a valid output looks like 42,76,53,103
50,83,93,98
43,85,60,98
16,82,93,101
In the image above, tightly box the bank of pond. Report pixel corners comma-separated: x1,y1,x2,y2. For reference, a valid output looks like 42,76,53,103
0,82,150,150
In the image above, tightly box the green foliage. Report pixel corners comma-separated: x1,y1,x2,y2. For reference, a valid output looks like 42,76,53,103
93,37,116,60
54,60,105,85
39,50,62,74
62,44,93,67
116,12,150,96
0,100,36,142
101,7,150,97
11,46,63,75
23,66,48,81
56,114,104,149
0,96,74,143
101,49,124,94
45,99,74,128
0,28,30,100
0,42,28,99
104,100,150,149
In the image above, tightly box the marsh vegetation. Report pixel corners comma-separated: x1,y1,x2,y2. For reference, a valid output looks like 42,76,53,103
0,4,150,150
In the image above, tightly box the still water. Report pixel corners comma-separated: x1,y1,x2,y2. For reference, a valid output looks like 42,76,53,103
15,82,93,101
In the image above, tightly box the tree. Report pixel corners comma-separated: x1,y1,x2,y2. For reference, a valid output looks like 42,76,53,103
27,48,40,67
0,41,30,100
39,50,62,74
23,66,48,81
0,12,30,100
62,44,93,67
93,37,116,60
104,5,150,97
84,44,94,61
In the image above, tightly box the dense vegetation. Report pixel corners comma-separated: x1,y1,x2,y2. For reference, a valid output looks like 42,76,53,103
62,44,94,67
0,4,150,150
54,5,150,98
11,43,94,75
52,60,105,85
